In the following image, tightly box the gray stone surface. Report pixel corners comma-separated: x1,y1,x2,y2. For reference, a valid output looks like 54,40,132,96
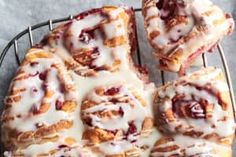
0,0,235,154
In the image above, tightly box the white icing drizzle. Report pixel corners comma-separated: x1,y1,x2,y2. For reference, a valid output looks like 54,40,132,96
82,85,148,131
67,14,105,49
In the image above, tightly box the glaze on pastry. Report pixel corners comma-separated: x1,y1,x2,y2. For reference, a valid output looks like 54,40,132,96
40,6,136,77
153,67,235,156
142,0,234,74
1,48,78,150
81,84,153,156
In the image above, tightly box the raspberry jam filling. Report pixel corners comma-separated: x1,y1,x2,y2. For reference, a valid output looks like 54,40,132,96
156,0,186,20
104,87,120,95
171,82,227,119
78,28,96,44
73,47,100,66
172,96,207,119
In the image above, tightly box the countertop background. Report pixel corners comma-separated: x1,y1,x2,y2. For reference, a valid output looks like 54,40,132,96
0,0,236,153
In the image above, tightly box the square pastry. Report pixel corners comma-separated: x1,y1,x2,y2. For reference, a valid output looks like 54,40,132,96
142,0,234,74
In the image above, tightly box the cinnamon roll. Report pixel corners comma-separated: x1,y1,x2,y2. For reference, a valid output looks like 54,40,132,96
142,0,234,74
150,135,232,157
41,6,136,77
1,48,78,150
81,84,154,156
155,67,235,145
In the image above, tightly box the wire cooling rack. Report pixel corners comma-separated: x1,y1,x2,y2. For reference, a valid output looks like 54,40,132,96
0,8,235,154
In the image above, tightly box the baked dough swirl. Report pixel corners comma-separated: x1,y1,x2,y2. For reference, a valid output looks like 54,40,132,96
1,48,78,150
41,6,136,77
81,84,153,156
155,67,235,145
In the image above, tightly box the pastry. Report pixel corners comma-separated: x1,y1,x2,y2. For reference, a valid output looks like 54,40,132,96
40,6,136,77
142,0,234,74
153,67,235,156
1,48,78,150
81,84,153,156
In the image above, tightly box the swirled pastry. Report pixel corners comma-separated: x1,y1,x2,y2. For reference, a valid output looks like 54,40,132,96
81,84,154,156
155,67,235,145
41,6,136,77
142,0,234,74
150,135,232,157
1,48,78,150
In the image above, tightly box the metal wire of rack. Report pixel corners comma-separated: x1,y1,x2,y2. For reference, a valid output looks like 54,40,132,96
0,8,236,153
